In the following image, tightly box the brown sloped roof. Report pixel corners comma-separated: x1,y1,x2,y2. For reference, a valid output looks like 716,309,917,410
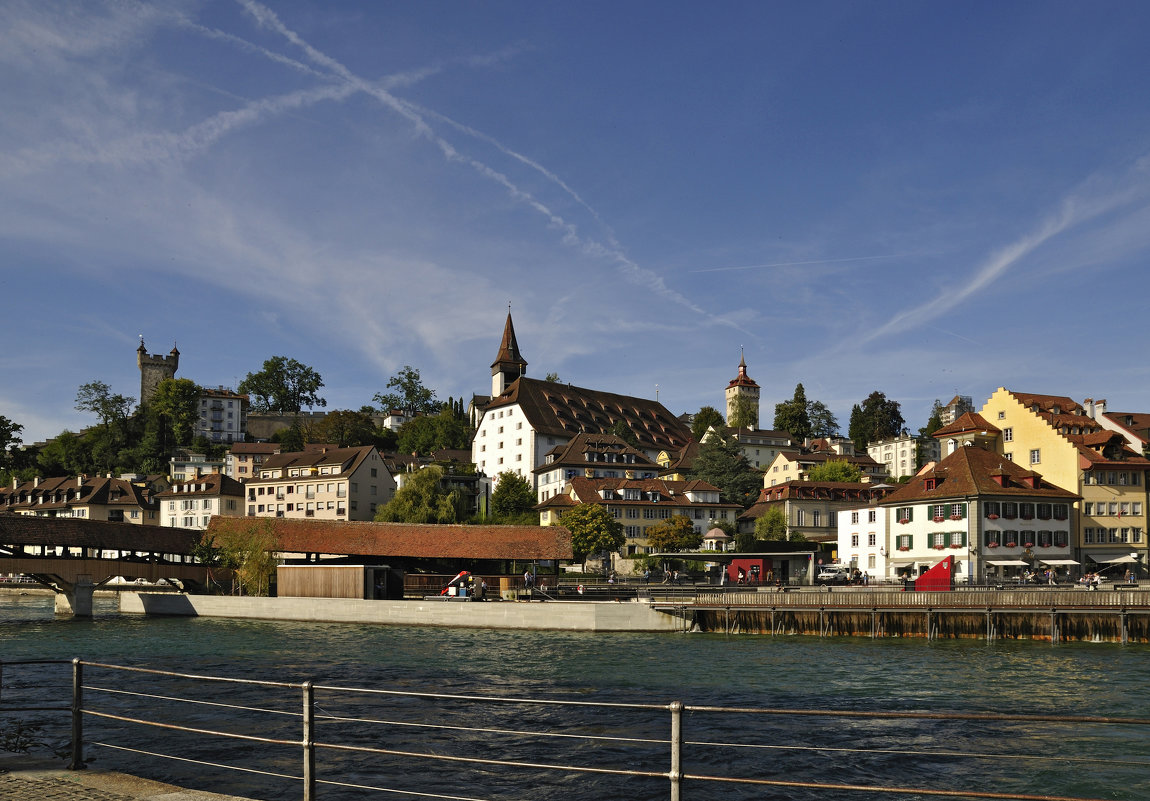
739,481,891,521
491,311,527,371
1,476,157,513
932,411,1000,437
0,515,200,552
531,432,659,474
558,476,739,511
205,518,572,560
881,445,1079,504
484,377,691,452
156,473,246,499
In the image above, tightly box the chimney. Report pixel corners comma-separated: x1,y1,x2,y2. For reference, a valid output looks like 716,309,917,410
33,476,39,488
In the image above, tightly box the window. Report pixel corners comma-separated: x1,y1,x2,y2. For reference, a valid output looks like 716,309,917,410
985,501,1000,518
1134,528,1144,543
997,411,1005,420
851,511,859,524
1029,449,1041,465
930,532,947,547
1037,530,1053,547
812,510,821,527
868,510,876,523
985,529,1001,547
896,534,912,550
1084,502,1094,516
1019,503,1034,520
868,533,876,547
1109,528,1119,544
1083,527,1095,544
1037,503,1052,520
1053,504,1068,521
851,534,859,547
948,531,965,547
796,509,805,526
896,507,913,522
1003,427,1013,442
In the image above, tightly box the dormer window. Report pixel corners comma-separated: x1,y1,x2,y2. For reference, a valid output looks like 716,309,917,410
924,478,936,491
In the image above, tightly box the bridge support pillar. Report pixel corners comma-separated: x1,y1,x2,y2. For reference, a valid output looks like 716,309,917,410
54,575,95,617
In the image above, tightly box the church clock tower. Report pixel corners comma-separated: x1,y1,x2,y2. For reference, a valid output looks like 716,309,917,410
725,350,760,430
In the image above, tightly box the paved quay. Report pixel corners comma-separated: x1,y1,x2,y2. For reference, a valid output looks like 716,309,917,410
0,757,259,801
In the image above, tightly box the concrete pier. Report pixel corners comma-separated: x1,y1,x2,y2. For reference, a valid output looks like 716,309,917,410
120,592,686,632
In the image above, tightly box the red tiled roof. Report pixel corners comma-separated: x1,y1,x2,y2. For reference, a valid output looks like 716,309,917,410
532,432,659,474
205,518,571,560
156,473,246,499
881,445,1079,504
932,411,999,438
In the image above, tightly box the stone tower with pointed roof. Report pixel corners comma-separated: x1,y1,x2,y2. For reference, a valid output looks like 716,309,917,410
491,309,527,397
138,340,180,406
725,350,760,429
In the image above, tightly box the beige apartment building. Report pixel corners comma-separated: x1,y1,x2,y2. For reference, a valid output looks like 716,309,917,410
245,446,395,522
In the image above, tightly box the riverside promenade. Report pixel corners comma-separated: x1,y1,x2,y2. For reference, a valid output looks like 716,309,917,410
0,756,256,801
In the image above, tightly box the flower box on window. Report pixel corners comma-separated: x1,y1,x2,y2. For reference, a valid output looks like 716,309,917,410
1023,542,1034,548
933,516,945,523
950,514,962,521
988,513,999,520
933,544,946,550
898,546,910,551
899,518,910,525
986,542,1000,548
1005,542,1017,548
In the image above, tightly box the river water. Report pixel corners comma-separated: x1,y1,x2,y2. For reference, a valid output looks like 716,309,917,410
1,593,1148,801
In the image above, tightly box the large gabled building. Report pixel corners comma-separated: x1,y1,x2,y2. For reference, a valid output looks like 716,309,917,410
156,472,246,529
874,442,1079,584
1,475,159,525
979,389,1148,573
472,313,691,488
740,481,893,544
533,433,661,503
536,475,741,562
245,446,395,522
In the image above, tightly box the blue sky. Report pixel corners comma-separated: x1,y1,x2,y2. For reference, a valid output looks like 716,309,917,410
4,1,1150,445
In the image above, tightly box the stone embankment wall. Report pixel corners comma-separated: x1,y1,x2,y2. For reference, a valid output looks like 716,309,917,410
119,593,685,632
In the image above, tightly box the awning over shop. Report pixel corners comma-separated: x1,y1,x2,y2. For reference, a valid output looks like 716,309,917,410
987,560,1029,566
1087,553,1139,564
1039,559,1080,566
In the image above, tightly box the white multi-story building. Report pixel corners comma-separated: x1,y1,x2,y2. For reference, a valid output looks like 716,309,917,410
867,433,939,480
156,473,246,529
472,312,691,488
836,504,893,580
194,387,248,444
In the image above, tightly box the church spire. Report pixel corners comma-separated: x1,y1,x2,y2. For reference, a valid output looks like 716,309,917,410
491,305,528,396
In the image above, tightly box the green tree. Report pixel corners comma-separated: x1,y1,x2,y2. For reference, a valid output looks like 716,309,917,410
75,380,134,434
273,424,307,452
773,383,812,442
691,405,726,441
918,399,944,439
396,410,470,455
808,400,840,438
36,431,92,476
560,503,625,564
645,515,702,552
375,465,463,524
689,435,761,508
544,372,562,383
0,415,22,471
374,365,438,416
754,506,800,541
807,459,863,483
490,471,537,523
727,394,758,430
210,519,279,596
239,356,326,414
848,391,905,452
309,409,377,448
150,378,201,445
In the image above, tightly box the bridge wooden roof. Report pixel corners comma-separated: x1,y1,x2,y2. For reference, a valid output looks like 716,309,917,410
0,515,201,552
206,518,573,560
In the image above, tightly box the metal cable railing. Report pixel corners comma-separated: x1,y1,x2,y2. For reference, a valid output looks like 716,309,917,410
2,658,1147,801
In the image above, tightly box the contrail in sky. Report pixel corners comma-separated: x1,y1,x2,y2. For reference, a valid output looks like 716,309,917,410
690,253,915,273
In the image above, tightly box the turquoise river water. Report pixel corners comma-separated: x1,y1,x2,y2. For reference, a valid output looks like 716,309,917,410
1,593,1148,801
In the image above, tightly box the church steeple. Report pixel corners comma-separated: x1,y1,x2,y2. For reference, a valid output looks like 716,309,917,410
725,348,760,430
491,306,528,396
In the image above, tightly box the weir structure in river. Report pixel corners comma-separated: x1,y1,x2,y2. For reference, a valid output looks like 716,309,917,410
669,587,1150,642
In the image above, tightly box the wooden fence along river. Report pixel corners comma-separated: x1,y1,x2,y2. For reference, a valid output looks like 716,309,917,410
677,588,1150,643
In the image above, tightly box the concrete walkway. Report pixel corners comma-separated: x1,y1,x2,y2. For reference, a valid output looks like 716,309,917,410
0,757,258,801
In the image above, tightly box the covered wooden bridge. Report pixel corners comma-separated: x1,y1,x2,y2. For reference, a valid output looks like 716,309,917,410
0,515,205,615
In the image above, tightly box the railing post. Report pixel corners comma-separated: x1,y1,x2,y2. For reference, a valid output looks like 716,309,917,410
70,658,84,770
302,681,316,801
669,701,682,801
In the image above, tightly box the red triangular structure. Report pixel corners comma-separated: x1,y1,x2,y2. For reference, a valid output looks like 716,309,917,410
915,556,954,592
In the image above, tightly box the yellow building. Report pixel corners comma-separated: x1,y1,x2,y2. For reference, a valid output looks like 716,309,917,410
979,389,1149,573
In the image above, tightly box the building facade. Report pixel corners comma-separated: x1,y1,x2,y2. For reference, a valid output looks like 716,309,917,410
194,387,249,444
156,473,246,529
245,446,395,522
534,433,661,503
867,433,940,480
2,475,159,524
